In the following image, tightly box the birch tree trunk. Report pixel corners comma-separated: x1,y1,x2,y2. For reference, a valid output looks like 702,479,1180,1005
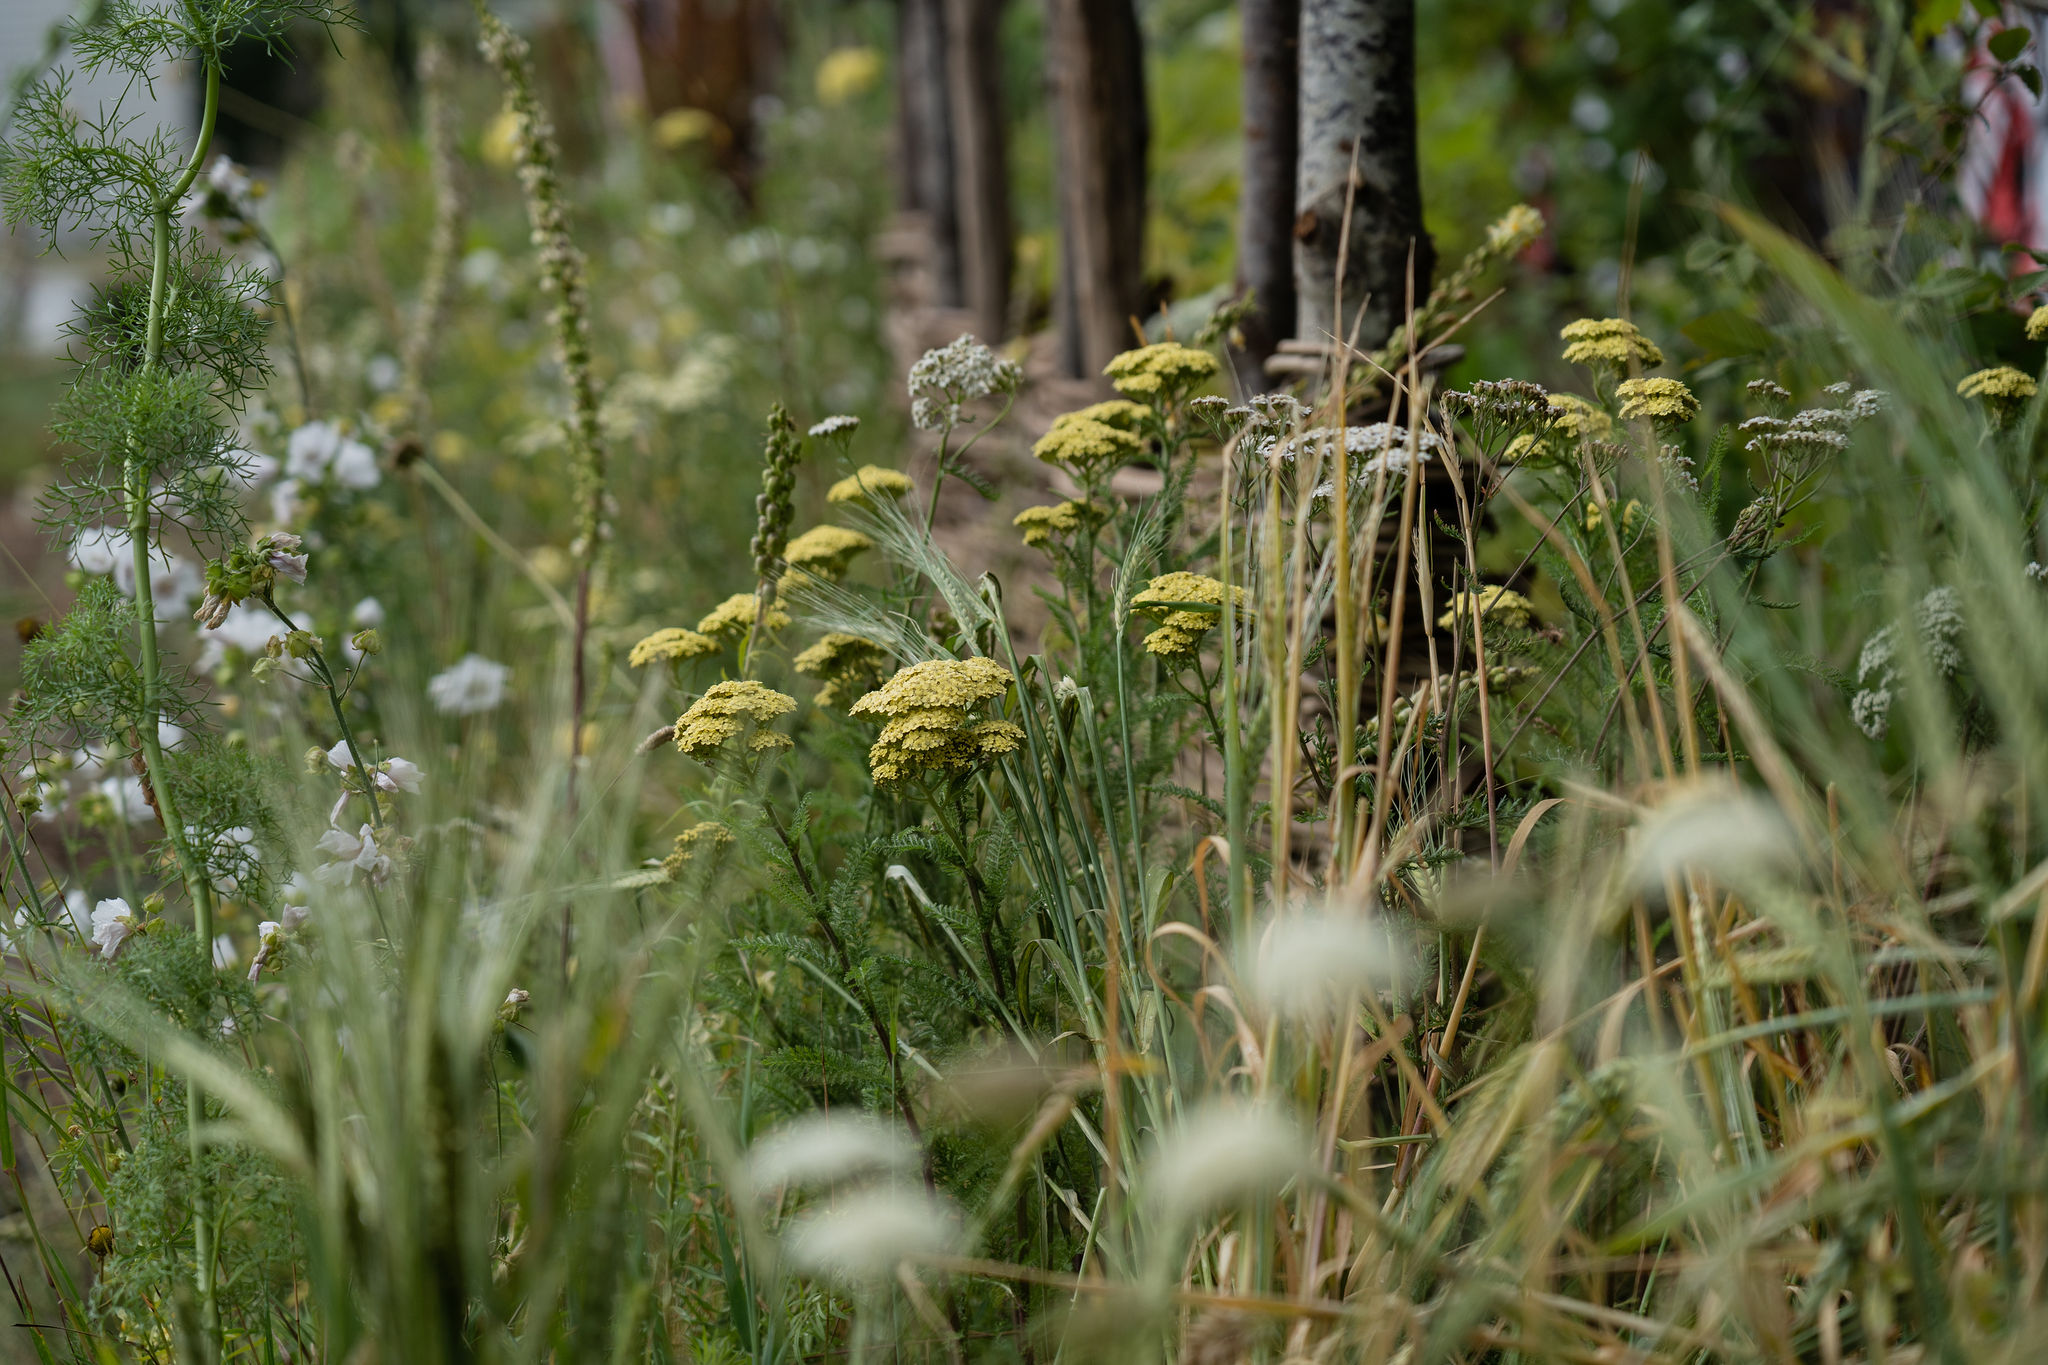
1293,0,1431,354
945,0,1012,341
1045,0,1148,379
1231,0,1298,389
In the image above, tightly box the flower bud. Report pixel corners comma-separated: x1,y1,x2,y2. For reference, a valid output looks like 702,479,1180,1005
350,628,383,656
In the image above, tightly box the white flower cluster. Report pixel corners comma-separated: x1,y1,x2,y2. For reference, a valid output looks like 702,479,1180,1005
17,732,184,826
1851,586,1964,740
906,334,1021,431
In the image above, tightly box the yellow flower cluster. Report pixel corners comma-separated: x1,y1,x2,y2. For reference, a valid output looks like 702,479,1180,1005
827,465,914,505
1958,365,2037,403
1103,342,1218,400
848,656,1023,785
2029,305,2048,343
1131,571,1248,662
1438,584,1537,633
1584,498,1645,536
1547,393,1614,442
1031,400,1150,474
1560,317,1664,372
783,524,874,581
793,632,889,708
630,626,718,666
698,591,792,645
673,681,797,760
662,821,734,877
1616,376,1699,426
1013,498,1106,549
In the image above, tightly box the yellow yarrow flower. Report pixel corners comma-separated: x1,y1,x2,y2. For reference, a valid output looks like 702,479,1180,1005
2028,305,2048,343
1584,498,1645,536
1032,416,1143,474
662,821,734,878
1130,571,1249,663
697,591,792,645
783,524,874,581
1103,342,1219,400
1438,585,1537,632
1013,499,1107,550
1547,393,1615,443
849,656,1022,786
793,632,889,708
673,680,797,761
827,465,913,505
1958,365,2037,402
630,626,718,667
1560,317,1664,372
1615,376,1699,426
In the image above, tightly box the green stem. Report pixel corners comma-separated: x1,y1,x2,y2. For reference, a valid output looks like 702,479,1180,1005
135,58,221,1360
259,597,383,829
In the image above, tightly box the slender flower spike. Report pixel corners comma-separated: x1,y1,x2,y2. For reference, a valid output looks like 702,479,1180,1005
1559,317,1664,372
1958,365,2038,427
826,465,913,505
1615,376,1699,427
1484,203,1545,254
428,654,511,715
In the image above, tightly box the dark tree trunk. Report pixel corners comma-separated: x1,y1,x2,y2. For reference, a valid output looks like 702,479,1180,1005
945,0,1013,341
1293,0,1431,354
898,0,963,308
1045,0,1148,379
617,0,783,204
1230,0,1298,391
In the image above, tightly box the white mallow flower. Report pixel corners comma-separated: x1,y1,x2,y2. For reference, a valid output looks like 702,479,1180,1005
198,603,282,670
89,898,139,959
324,742,424,793
260,531,307,584
313,824,391,887
428,654,511,715
68,525,128,575
96,776,156,825
285,420,380,490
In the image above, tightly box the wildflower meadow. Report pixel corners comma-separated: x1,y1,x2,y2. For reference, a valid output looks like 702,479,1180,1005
1,1,2047,1362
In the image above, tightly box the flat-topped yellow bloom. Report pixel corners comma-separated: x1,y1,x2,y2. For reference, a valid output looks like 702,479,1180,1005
662,821,733,877
793,632,889,708
1032,416,1142,474
2029,305,2048,342
1616,376,1698,426
1131,571,1249,662
629,626,718,667
698,591,791,644
784,524,874,581
1547,393,1615,442
1103,342,1218,400
827,465,913,505
1959,365,2038,427
1560,317,1664,371
674,680,797,760
1013,499,1107,549
1438,584,1537,632
849,656,1021,785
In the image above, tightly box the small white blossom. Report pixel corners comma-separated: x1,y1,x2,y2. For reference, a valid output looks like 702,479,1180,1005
269,478,305,526
67,525,127,576
89,898,138,959
808,414,860,439
351,597,386,627
211,934,237,969
324,742,424,795
313,824,391,887
907,334,1020,431
286,421,380,490
96,776,155,826
198,603,282,670
428,655,511,715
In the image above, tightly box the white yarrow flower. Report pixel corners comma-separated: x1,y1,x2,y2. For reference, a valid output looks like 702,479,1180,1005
428,655,511,715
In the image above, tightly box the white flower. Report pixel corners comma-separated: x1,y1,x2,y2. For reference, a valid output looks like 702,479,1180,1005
194,825,261,896
351,597,386,628
313,824,391,887
808,414,860,438
747,1113,920,1195
1142,1104,1310,1225
225,448,279,489
211,934,237,969
96,776,156,825
1246,909,1404,1021
260,531,307,584
198,603,282,670
89,899,138,959
158,719,188,751
365,354,401,393
428,654,511,715
63,889,92,936
68,525,127,575
906,334,1020,431
269,478,305,527
324,743,423,795
784,1188,964,1286
285,421,380,490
